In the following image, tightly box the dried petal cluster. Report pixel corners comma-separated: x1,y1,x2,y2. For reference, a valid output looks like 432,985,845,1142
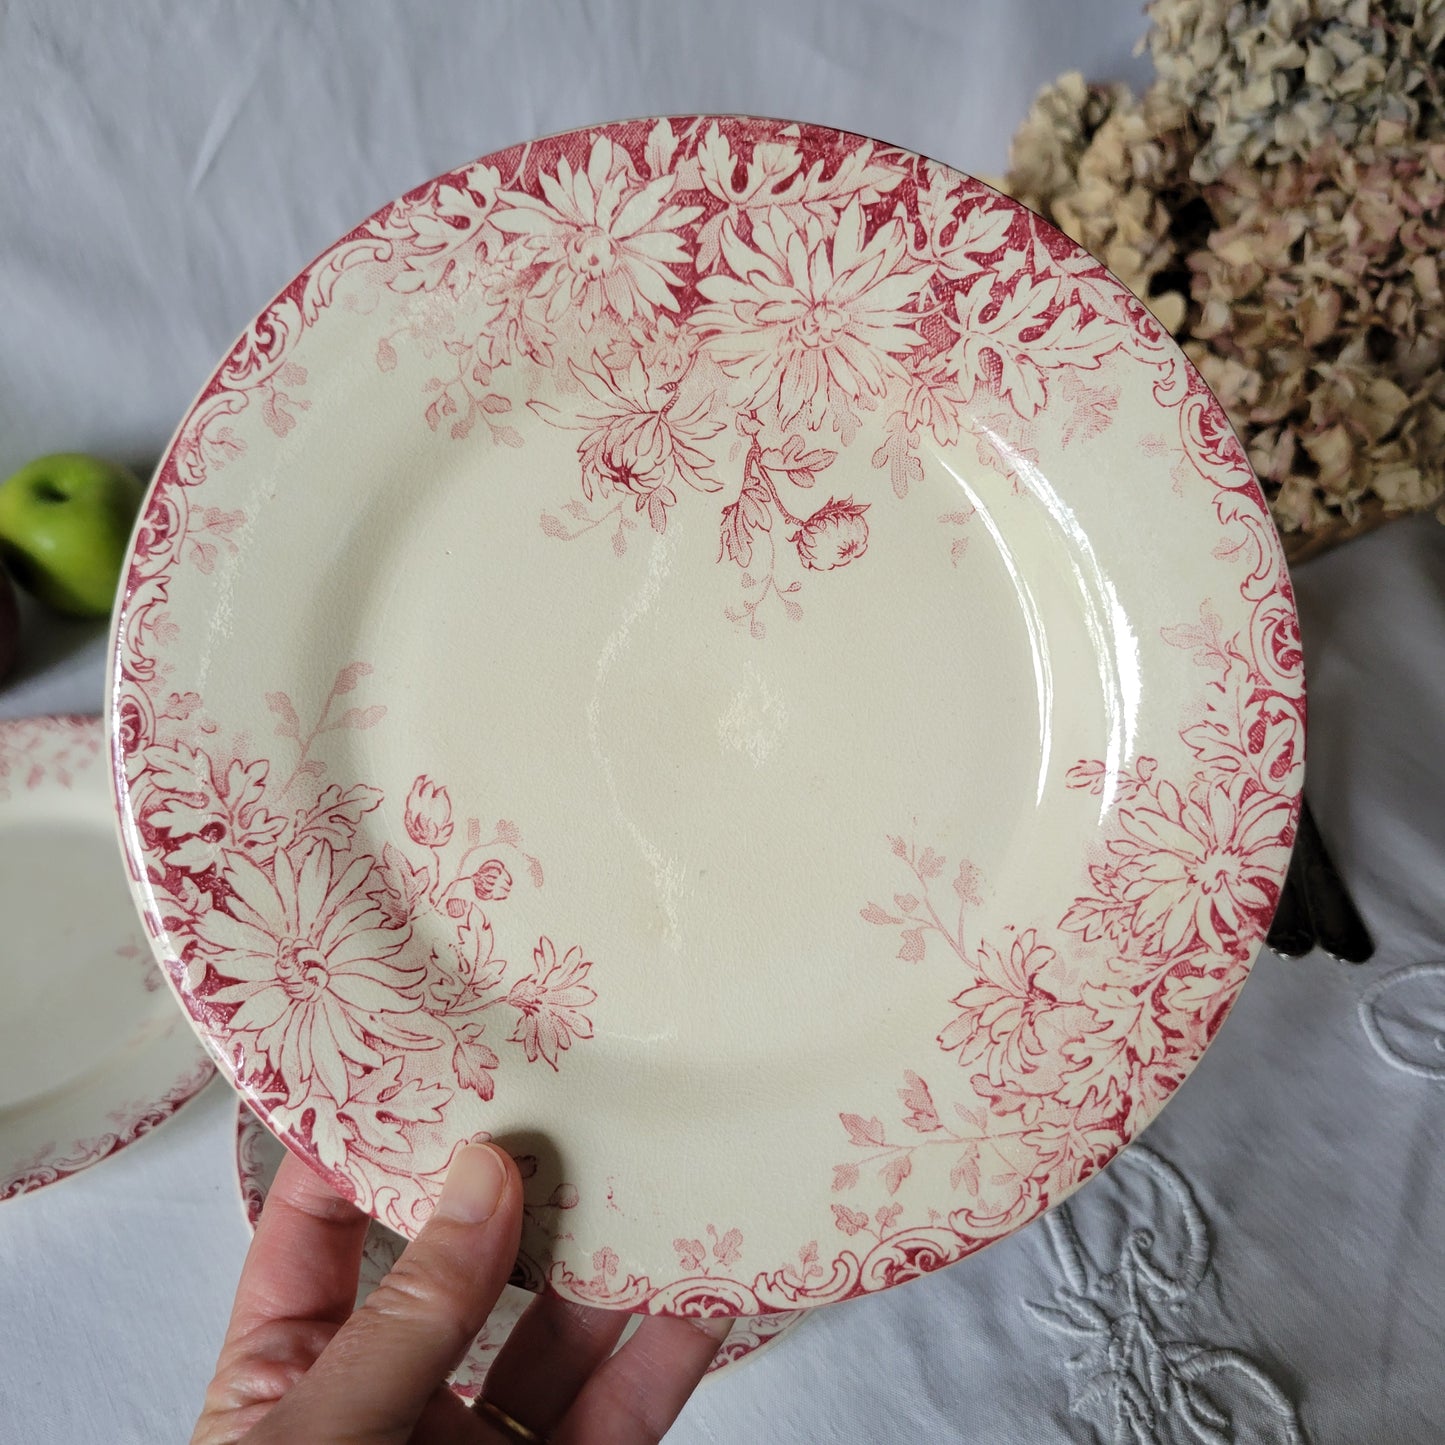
1002,0,1445,556
1005,73,1194,333
1149,0,1445,183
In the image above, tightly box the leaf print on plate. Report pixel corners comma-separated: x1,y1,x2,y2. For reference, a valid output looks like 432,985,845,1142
112,116,1302,1314
947,268,1121,419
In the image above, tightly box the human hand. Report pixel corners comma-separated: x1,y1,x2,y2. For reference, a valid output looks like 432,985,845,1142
193,1144,727,1443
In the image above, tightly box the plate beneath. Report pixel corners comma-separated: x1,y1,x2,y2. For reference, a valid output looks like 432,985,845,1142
234,1102,801,1387
112,117,1304,1313
0,716,213,1198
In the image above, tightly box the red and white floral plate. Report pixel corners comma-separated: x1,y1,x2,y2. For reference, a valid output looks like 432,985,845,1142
0,716,214,1199
110,117,1304,1315
234,1102,800,1385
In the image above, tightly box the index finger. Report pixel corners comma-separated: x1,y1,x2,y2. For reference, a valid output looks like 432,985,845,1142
551,1313,732,1445
226,1149,370,1343
194,1151,372,1442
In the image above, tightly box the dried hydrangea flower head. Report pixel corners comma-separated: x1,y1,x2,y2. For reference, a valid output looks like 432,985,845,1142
1188,140,1445,539
1005,74,1194,333
1002,0,1445,558
1149,0,1445,183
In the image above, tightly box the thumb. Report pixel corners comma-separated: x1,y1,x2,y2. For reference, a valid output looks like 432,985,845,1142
245,1143,522,1444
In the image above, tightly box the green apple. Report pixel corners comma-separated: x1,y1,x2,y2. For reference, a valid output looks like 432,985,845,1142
0,562,18,682
0,454,145,618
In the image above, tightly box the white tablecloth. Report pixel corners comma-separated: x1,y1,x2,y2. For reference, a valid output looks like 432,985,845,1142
2,5,1442,1441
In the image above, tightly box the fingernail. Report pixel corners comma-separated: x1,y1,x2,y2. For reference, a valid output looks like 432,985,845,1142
433,1144,507,1224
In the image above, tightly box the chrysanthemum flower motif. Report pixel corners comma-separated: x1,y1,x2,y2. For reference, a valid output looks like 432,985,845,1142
197,844,423,1106
1111,779,1293,957
491,135,701,332
1066,778,1293,958
693,198,923,430
937,930,1092,1096
532,355,724,530
506,938,597,1069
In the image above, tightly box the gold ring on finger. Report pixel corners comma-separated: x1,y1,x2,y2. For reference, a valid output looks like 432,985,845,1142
473,1394,546,1443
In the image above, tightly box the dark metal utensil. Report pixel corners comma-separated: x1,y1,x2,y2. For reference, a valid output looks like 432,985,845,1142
1265,795,1374,963
1265,829,1315,958
1297,797,1374,963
